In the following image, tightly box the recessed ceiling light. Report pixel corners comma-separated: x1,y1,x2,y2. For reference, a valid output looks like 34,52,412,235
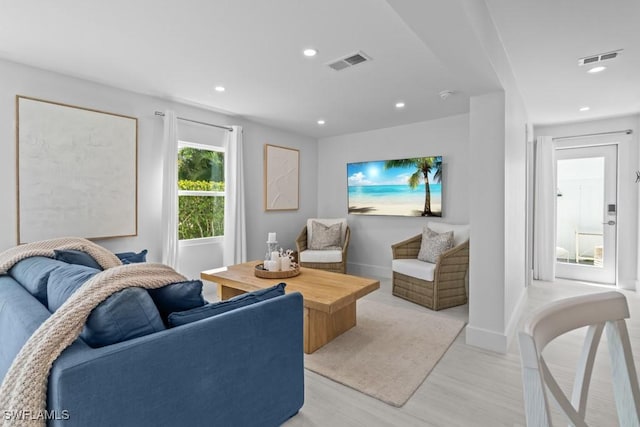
579,106,590,112
317,119,325,125
395,102,405,109
214,86,225,92
587,66,607,74
303,48,318,57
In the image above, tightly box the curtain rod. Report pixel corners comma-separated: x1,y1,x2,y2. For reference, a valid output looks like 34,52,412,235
154,111,233,132
552,129,632,141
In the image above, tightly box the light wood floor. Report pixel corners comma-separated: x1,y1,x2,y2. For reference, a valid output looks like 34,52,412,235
202,278,639,426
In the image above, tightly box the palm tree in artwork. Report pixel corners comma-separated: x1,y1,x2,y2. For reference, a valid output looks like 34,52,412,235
384,157,442,216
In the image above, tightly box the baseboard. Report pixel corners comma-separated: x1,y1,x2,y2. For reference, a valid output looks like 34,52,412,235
465,325,508,353
466,287,528,354
505,288,528,351
618,279,637,291
347,262,392,279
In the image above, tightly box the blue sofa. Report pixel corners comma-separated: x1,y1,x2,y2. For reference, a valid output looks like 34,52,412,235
0,264,304,427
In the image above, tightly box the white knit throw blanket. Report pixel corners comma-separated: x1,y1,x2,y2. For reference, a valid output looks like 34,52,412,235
0,238,186,427
0,237,122,274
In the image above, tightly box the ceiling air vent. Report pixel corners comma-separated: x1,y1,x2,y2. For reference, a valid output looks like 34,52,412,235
328,51,371,71
578,49,622,66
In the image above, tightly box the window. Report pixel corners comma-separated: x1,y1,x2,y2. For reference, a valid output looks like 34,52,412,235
177,141,224,241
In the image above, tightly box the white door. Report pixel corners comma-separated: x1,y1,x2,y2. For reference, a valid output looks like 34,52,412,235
555,145,617,284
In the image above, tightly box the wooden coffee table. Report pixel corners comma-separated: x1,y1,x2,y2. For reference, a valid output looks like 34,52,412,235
201,261,379,353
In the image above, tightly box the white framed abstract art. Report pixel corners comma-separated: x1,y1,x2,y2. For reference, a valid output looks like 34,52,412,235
264,144,299,211
16,96,138,243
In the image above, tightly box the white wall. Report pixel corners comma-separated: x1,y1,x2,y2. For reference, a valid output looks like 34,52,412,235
241,121,318,263
535,114,640,289
467,92,507,349
465,88,528,353
460,0,529,353
317,114,470,277
0,59,317,279
503,86,529,344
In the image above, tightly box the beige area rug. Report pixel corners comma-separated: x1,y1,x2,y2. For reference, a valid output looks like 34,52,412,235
304,299,465,407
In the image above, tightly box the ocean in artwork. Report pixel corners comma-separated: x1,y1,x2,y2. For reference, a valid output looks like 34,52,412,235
348,184,442,216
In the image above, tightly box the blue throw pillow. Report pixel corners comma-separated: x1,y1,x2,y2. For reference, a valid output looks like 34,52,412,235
47,264,100,312
147,280,206,323
8,257,68,305
47,264,165,348
115,249,148,264
83,288,165,348
168,283,286,327
54,249,103,270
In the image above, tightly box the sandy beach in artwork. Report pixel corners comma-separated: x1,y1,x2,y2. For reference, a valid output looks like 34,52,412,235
349,201,442,216
348,191,442,217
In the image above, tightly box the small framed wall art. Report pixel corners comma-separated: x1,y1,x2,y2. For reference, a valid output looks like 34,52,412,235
264,144,299,211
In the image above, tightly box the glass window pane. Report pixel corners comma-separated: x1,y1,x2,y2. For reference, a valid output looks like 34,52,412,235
178,195,224,240
178,147,224,183
556,157,604,266
177,145,224,241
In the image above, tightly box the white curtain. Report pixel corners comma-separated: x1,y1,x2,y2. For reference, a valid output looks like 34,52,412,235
533,136,556,281
223,126,246,266
161,110,179,269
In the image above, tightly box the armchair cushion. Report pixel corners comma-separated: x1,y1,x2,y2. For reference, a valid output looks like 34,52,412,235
306,218,348,247
299,249,343,263
418,227,453,263
309,221,342,250
392,259,436,282
427,222,469,246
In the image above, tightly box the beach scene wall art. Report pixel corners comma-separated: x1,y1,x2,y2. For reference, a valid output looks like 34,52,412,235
347,156,442,217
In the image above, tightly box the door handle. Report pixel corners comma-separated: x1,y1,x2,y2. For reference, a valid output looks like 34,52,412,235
602,220,616,226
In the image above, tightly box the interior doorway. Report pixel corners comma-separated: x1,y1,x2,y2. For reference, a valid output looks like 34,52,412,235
554,144,617,284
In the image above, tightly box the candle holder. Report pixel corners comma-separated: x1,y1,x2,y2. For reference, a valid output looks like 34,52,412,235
266,241,279,259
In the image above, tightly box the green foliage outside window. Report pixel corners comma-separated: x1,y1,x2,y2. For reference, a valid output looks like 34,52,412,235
178,146,225,240
178,147,224,181
178,180,224,192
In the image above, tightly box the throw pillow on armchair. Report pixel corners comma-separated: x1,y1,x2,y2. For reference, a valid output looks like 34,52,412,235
417,227,453,263
309,221,342,250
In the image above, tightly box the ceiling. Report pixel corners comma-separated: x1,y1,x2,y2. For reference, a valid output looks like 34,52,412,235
0,0,637,138
486,0,640,126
